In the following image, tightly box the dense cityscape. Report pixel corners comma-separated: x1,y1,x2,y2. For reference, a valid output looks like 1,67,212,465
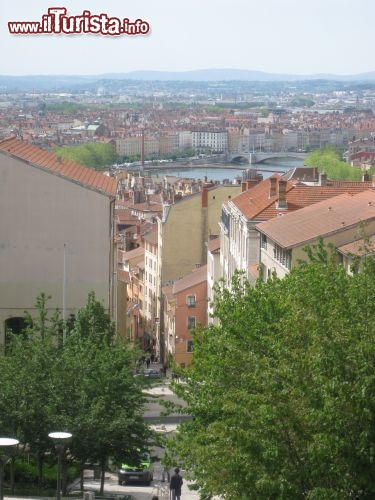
2,74,375,499
2,78,375,159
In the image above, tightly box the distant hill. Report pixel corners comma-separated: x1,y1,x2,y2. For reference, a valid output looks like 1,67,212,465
101,68,375,82
1,68,375,91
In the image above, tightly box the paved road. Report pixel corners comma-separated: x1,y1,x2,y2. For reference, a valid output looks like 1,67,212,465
76,374,200,500
79,465,200,500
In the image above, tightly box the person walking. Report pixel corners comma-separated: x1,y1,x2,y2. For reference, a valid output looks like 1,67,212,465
170,467,183,500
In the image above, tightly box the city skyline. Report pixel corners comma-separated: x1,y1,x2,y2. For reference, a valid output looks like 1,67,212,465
2,0,375,77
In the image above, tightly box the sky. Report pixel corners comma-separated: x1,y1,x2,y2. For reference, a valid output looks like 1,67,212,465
2,0,375,77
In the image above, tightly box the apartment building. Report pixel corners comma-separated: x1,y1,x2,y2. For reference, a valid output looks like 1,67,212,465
0,137,118,344
256,190,375,279
336,234,375,274
143,230,159,346
159,133,179,156
118,246,146,346
162,265,207,367
207,236,220,325
158,183,241,286
115,136,159,158
157,183,241,360
178,130,192,150
219,170,375,288
192,130,228,153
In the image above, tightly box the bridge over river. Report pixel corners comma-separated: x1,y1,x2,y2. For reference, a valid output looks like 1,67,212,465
230,151,307,164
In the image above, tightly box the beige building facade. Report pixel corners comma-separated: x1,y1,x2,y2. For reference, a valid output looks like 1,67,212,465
158,183,241,287
157,183,241,360
0,137,118,344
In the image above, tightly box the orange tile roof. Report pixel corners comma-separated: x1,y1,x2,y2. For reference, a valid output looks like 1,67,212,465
172,265,207,295
142,228,158,245
115,208,139,224
0,137,117,198
207,236,220,253
119,246,145,261
337,234,375,257
256,190,375,249
230,174,293,220
231,175,374,222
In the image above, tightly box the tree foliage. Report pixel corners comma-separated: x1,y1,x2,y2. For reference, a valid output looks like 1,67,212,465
167,242,375,499
54,142,116,170
0,292,151,494
304,146,375,181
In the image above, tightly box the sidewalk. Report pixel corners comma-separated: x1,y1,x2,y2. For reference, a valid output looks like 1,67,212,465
79,466,200,500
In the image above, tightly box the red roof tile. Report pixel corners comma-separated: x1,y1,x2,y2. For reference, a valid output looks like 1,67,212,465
207,236,220,253
337,234,375,256
0,137,117,198
231,175,374,222
172,265,207,294
257,190,375,248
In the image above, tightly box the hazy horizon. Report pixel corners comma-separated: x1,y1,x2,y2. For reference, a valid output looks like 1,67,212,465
2,1,375,76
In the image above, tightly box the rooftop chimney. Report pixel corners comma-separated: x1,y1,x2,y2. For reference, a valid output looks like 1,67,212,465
202,185,209,208
269,177,277,198
247,179,260,190
241,181,247,192
276,180,288,209
319,172,327,186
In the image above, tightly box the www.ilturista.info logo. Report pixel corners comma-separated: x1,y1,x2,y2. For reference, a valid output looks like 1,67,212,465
8,7,150,36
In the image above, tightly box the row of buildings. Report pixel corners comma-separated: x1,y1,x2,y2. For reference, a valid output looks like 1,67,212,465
1,135,375,368
3,95,375,161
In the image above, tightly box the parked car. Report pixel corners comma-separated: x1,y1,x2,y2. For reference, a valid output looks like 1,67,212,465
143,368,161,378
118,451,154,485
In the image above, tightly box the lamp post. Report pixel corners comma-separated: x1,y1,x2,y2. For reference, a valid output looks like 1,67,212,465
48,432,72,500
0,437,19,500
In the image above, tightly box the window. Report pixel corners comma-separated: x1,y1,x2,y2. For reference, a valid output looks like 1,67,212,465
187,316,196,330
187,340,193,352
186,295,196,307
261,233,267,249
273,243,292,269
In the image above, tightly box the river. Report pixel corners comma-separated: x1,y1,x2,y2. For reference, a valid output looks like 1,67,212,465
142,159,304,182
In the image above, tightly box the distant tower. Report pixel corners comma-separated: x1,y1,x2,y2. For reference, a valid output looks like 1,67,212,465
140,128,145,173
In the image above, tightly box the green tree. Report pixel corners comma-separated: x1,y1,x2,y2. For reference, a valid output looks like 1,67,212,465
167,243,375,499
52,328,151,494
0,293,152,495
54,143,116,170
0,320,61,490
72,291,116,345
304,146,375,181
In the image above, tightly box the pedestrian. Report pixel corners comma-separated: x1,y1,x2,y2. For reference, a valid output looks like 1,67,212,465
163,363,167,377
146,357,151,368
170,467,183,500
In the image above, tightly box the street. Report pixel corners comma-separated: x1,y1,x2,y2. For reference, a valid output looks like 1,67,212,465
79,463,200,500
77,374,200,500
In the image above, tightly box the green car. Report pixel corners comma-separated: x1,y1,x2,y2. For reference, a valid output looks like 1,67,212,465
118,451,154,486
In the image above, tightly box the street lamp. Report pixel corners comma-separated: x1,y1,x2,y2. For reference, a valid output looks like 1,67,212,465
0,437,19,500
48,432,72,500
